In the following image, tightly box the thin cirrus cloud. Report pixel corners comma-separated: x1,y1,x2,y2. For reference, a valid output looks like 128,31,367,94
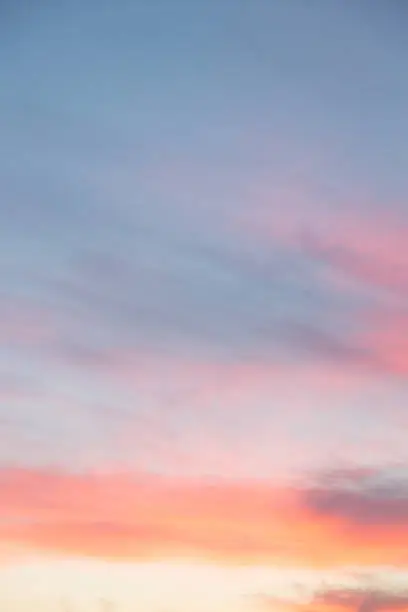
298,215,408,298
3,195,407,382
241,198,408,298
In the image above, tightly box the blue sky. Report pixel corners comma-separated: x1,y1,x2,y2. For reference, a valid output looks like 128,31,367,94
1,2,408,609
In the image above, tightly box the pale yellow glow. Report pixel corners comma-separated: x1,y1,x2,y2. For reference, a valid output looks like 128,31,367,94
0,557,337,612
0,558,406,612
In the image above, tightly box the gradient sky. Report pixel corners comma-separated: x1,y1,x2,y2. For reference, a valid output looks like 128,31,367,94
1,1,408,611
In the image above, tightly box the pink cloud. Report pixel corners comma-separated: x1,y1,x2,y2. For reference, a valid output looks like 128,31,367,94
239,201,408,295
2,467,408,567
359,310,408,377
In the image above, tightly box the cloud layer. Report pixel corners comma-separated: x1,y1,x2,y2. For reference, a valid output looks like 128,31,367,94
1,465,408,567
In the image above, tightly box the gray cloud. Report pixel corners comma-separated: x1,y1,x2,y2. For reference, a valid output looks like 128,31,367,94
312,587,408,612
301,466,408,527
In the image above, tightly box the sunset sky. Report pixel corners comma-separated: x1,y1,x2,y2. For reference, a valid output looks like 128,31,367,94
1,1,408,611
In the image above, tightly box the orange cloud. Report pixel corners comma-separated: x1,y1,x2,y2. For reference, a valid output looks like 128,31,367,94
1,467,408,567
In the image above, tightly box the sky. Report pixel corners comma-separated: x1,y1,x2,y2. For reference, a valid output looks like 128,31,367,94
1,0,408,610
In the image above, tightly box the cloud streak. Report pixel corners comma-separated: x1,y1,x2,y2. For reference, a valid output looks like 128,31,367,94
1,465,408,566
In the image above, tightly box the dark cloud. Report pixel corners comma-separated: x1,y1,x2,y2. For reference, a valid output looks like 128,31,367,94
301,466,408,526
312,587,408,612
255,580,408,612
